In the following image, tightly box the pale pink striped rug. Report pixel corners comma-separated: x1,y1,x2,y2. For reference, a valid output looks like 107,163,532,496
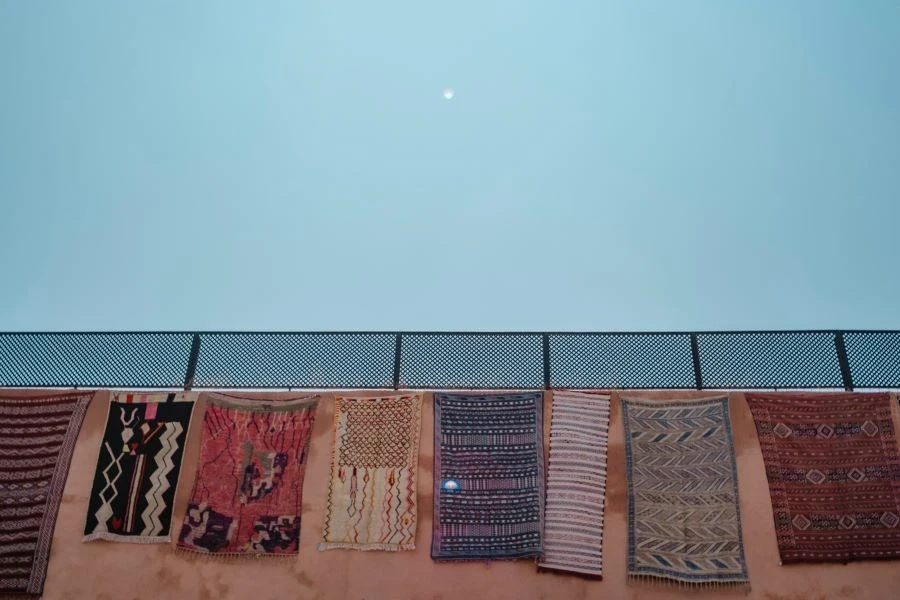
538,391,610,576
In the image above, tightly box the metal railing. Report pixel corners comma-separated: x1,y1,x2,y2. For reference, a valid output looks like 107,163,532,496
0,330,897,391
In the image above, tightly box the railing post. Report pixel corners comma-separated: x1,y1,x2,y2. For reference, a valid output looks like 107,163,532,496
542,333,551,390
392,334,403,390
183,334,201,390
834,331,854,391
690,333,704,390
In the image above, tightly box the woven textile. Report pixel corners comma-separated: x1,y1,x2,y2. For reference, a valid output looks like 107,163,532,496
622,396,749,588
84,392,196,543
0,392,92,597
176,394,318,557
539,391,610,576
432,392,545,560
746,392,900,563
320,394,422,551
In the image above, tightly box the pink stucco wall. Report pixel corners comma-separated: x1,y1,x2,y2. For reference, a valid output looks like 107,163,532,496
13,389,900,599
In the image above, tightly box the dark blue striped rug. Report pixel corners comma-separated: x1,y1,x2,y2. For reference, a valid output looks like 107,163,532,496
431,391,545,560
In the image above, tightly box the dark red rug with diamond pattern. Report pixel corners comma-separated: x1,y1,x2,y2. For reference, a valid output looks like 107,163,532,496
746,392,900,563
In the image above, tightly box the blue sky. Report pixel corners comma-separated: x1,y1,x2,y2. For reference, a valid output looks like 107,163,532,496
1,2,898,331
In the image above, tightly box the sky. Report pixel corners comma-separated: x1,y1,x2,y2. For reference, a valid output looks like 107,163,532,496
1,1,898,332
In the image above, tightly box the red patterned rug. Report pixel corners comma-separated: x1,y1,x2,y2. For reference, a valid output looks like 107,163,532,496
746,392,900,563
176,394,318,557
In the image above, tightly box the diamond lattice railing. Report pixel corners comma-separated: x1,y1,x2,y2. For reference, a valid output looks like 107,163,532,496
0,330,897,390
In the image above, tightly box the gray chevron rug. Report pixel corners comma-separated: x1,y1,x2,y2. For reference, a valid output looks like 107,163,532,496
622,396,749,589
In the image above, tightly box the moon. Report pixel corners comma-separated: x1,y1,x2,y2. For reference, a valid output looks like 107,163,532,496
443,88,455,100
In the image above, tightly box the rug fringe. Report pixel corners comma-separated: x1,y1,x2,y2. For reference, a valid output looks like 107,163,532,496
172,546,297,561
432,553,542,563
536,564,603,579
628,573,751,593
317,542,414,552
82,532,170,544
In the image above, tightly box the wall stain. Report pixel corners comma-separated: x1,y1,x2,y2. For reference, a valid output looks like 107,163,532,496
763,592,828,600
155,560,183,592
293,570,314,588
198,572,231,600
729,394,756,458
570,583,588,600
605,443,626,515
310,397,332,440
418,453,433,475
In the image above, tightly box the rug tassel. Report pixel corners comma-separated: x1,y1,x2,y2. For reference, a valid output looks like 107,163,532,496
172,546,297,561
318,542,415,552
628,572,750,592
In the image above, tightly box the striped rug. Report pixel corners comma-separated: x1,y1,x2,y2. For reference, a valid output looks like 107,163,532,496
432,392,545,560
0,392,93,597
538,391,610,577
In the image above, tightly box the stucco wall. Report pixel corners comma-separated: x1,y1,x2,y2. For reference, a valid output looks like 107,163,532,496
17,389,900,599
